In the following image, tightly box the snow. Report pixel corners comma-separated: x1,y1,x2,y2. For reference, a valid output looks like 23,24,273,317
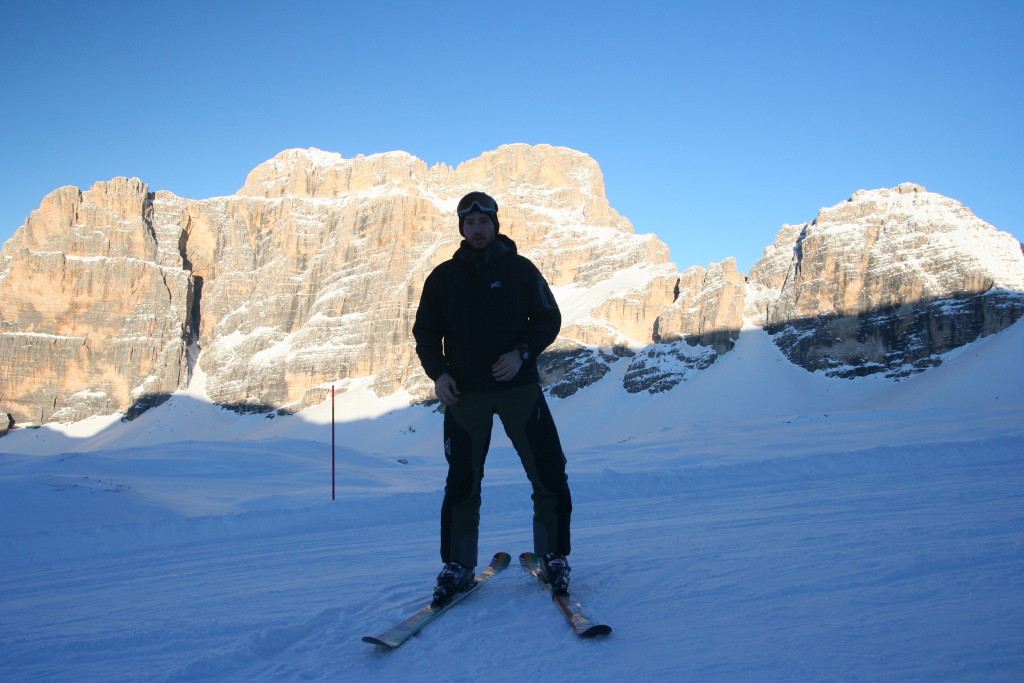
551,264,667,328
817,187,1024,292
1,323,1022,681
1,331,87,340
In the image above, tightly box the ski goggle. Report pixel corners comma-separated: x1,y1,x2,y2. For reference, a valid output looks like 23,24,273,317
457,199,498,216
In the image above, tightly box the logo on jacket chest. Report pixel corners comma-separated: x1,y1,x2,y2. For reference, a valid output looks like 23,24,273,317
490,280,502,289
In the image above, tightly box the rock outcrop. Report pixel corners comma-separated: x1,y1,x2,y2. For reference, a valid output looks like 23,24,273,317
0,178,193,424
748,183,1024,377
2,148,1023,427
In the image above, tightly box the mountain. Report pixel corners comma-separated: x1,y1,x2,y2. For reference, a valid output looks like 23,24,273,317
749,183,1024,378
1,145,1023,428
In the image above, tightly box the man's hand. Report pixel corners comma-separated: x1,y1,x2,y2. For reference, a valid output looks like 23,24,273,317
434,373,461,406
491,350,524,382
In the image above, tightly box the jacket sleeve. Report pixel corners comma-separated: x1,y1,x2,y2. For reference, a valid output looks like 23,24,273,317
517,261,562,358
412,271,448,381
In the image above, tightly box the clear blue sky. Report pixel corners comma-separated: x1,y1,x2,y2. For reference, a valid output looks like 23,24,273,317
2,0,1021,273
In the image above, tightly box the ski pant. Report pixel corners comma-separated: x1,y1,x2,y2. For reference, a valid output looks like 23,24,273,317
440,383,572,568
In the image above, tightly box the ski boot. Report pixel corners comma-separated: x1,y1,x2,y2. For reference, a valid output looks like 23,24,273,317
432,561,475,605
541,553,571,595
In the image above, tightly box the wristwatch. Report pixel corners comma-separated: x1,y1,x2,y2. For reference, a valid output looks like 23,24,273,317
516,344,532,362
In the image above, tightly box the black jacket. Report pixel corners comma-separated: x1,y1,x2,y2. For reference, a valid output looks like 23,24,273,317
413,235,561,392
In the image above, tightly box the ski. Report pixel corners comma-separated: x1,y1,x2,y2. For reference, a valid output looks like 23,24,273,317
519,552,612,638
362,551,511,649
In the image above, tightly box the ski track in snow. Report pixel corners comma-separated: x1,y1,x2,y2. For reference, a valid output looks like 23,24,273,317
1,323,1023,682
1,438,1021,682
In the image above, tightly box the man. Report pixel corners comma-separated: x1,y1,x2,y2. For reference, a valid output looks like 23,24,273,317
413,191,573,604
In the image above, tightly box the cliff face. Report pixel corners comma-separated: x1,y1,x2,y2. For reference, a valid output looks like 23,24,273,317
747,183,1024,377
177,144,675,413
0,178,193,424
2,147,1023,426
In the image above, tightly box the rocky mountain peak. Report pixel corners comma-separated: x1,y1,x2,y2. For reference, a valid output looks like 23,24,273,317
237,147,429,199
747,183,1024,378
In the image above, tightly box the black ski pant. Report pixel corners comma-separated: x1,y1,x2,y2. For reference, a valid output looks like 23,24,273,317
440,383,572,568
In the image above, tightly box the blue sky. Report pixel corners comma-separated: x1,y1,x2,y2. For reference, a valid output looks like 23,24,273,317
1,0,1021,272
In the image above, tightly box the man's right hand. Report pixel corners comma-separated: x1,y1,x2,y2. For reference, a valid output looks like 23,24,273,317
434,373,461,406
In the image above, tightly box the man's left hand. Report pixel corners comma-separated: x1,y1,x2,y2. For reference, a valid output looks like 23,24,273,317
491,350,523,381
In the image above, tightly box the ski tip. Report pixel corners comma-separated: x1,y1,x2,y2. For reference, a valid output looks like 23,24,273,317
492,551,512,568
579,624,613,638
362,636,398,649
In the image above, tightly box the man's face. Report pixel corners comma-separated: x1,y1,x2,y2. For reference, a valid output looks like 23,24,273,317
462,211,497,250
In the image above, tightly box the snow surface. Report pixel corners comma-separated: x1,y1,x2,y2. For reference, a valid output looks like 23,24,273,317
551,264,666,331
1,323,1023,682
